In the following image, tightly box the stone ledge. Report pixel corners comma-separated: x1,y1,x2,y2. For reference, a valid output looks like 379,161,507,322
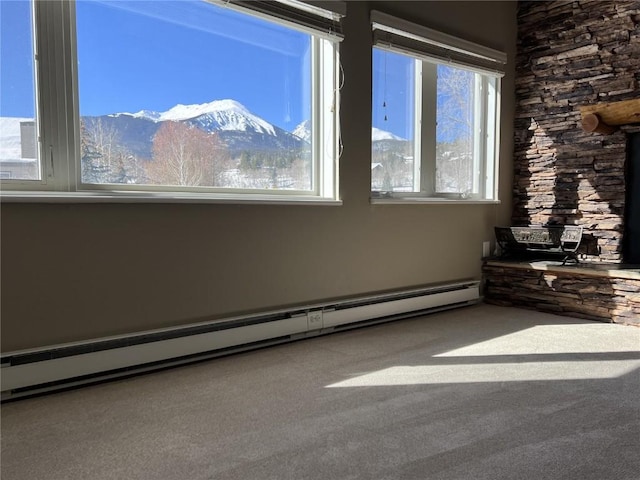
484,259,640,280
483,260,640,326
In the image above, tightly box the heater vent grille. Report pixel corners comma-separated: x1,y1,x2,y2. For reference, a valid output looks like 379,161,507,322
1,280,480,399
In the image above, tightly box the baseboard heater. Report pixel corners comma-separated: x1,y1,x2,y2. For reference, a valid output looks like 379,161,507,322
1,280,480,400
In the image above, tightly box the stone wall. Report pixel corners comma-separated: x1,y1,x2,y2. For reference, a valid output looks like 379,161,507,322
514,0,640,262
484,262,640,325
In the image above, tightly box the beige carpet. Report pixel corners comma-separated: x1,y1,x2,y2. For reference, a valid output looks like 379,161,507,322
2,304,639,479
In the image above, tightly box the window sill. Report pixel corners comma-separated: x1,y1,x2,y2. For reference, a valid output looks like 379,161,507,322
0,190,343,206
371,197,500,205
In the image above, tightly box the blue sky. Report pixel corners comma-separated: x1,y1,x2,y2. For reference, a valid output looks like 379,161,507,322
75,0,311,131
372,48,475,142
1,0,464,140
0,0,36,118
372,48,415,140
1,0,313,132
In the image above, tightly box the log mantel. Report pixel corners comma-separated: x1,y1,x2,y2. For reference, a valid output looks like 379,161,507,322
580,98,640,134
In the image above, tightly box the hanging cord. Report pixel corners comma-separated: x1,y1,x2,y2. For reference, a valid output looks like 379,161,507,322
383,49,388,121
335,55,345,160
323,45,344,163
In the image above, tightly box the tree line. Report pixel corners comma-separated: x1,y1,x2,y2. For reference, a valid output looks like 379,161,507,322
81,119,311,190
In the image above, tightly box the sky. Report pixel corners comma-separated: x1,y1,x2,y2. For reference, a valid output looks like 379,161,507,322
1,0,36,119
1,0,313,132
372,48,475,143
372,48,416,140
1,0,468,140
76,0,313,132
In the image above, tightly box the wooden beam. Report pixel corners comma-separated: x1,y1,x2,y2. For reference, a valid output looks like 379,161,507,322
579,98,640,126
581,113,617,135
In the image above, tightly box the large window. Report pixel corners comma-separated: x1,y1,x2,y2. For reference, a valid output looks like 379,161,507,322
0,0,343,201
371,12,504,201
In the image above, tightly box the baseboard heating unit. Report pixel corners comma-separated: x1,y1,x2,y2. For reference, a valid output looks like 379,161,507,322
1,280,480,400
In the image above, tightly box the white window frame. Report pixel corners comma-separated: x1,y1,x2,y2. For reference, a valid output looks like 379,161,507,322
0,0,344,204
371,11,505,203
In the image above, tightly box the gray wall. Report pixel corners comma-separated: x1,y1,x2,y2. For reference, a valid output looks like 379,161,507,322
0,1,517,351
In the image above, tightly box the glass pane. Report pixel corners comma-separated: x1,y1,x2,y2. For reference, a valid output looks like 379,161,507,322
77,0,312,190
0,0,40,180
435,65,475,194
371,48,416,192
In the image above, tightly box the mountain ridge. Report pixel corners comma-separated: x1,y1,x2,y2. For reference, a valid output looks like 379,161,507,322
1,99,404,161
118,99,277,137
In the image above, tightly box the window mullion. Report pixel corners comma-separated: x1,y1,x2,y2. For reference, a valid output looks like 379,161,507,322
314,37,338,199
313,36,334,198
472,74,483,197
311,37,320,195
412,60,422,193
485,77,498,200
36,0,76,192
328,40,339,199
421,61,436,195
481,76,490,199
67,0,81,192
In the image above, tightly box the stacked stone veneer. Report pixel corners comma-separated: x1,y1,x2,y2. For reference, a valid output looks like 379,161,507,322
513,0,640,262
485,1,640,325
484,263,640,326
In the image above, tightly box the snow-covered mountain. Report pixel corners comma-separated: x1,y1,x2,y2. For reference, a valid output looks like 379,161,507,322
128,99,277,137
372,127,404,142
89,99,306,158
292,121,402,144
293,120,311,143
2,101,407,164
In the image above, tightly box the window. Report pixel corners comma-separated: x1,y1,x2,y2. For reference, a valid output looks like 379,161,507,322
0,0,343,202
371,11,504,201
0,0,40,181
